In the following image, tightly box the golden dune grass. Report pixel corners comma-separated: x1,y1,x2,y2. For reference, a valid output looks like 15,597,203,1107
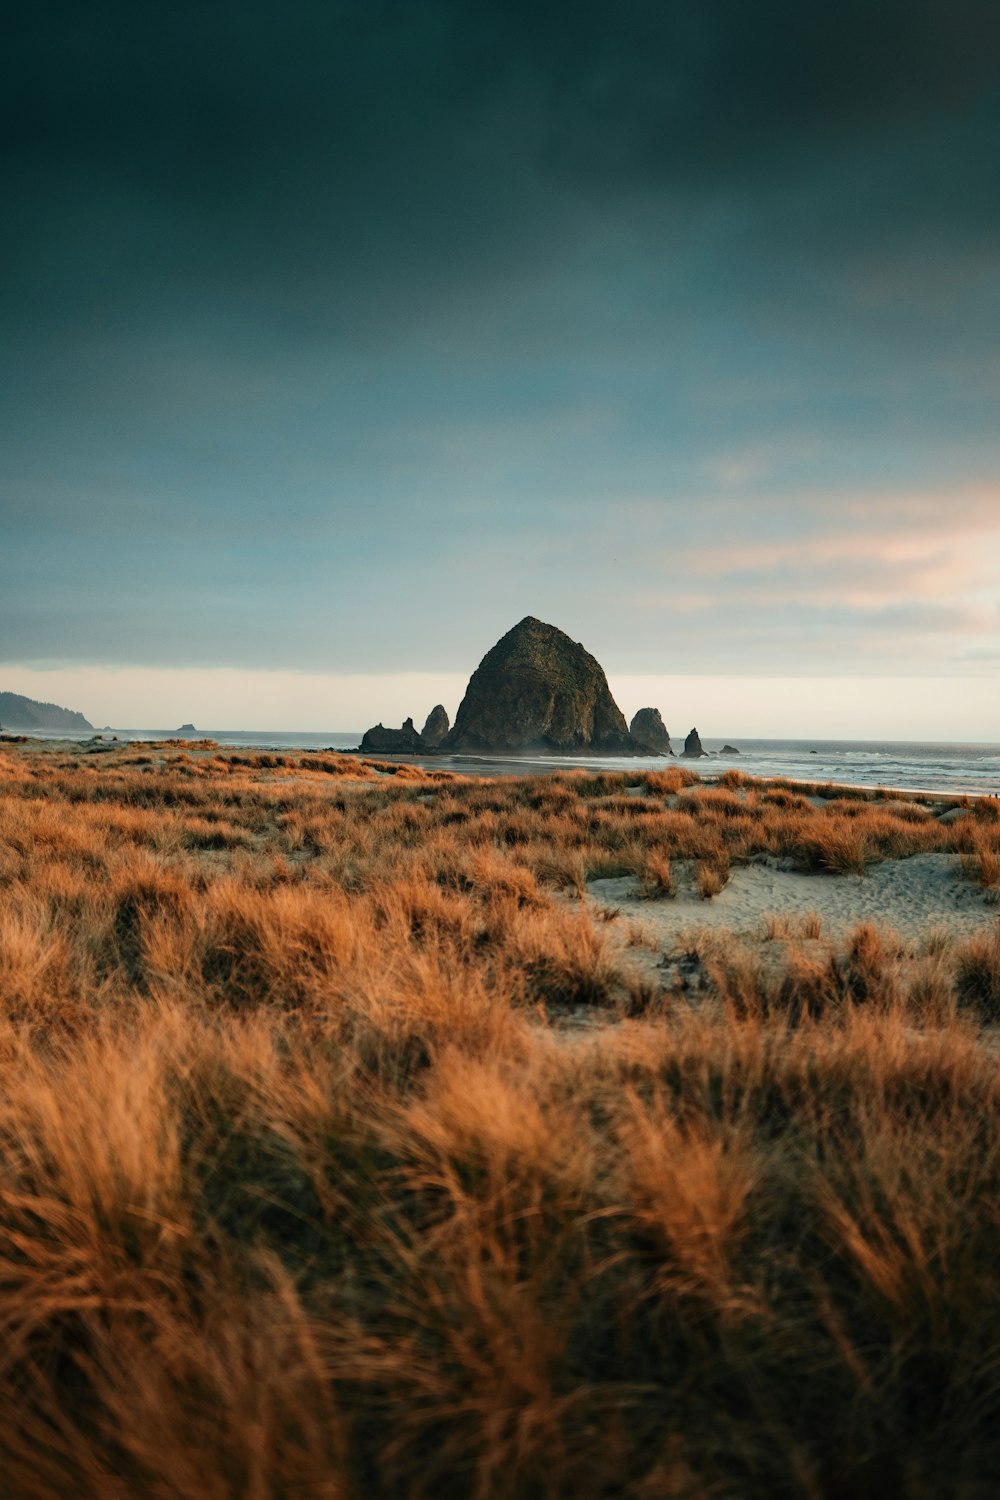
0,744,999,1497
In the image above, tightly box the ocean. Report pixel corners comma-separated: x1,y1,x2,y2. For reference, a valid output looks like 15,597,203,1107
21,729,1000,796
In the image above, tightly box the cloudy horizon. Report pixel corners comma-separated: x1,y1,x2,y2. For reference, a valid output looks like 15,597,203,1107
3,2,999,738
5,655,1000,744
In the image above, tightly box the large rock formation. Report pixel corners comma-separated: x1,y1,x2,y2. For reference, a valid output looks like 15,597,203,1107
682,727,709,759
629,707,673,755
0,691,92,731
446,617,637,755
421,704,450,746
360,717,425,754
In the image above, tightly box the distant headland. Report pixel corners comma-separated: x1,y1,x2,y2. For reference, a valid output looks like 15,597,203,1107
0,691,92,732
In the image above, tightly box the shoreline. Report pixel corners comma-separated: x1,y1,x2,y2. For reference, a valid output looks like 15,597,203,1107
3,732,997,802
338,748,999,803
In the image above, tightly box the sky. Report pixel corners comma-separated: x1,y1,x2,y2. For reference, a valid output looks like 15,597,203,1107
2,1,1000,735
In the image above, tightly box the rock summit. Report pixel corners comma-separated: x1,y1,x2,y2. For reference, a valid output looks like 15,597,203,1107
446,617,637,755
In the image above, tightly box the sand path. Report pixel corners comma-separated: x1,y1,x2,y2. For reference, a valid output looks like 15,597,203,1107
589,853,998,945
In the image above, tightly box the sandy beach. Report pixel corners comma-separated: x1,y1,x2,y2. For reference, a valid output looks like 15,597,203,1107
590,849,999,945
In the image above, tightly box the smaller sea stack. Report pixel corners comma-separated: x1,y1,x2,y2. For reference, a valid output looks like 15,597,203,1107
682,727,709,758
360,718,425,753
629,708,673,755
421,705,450,746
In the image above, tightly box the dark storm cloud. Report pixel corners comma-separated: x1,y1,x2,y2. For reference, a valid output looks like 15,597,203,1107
6,0,999,327
2,1,1000,675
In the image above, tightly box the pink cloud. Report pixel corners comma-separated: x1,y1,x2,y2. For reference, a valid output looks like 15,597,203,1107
668,486,1000,608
